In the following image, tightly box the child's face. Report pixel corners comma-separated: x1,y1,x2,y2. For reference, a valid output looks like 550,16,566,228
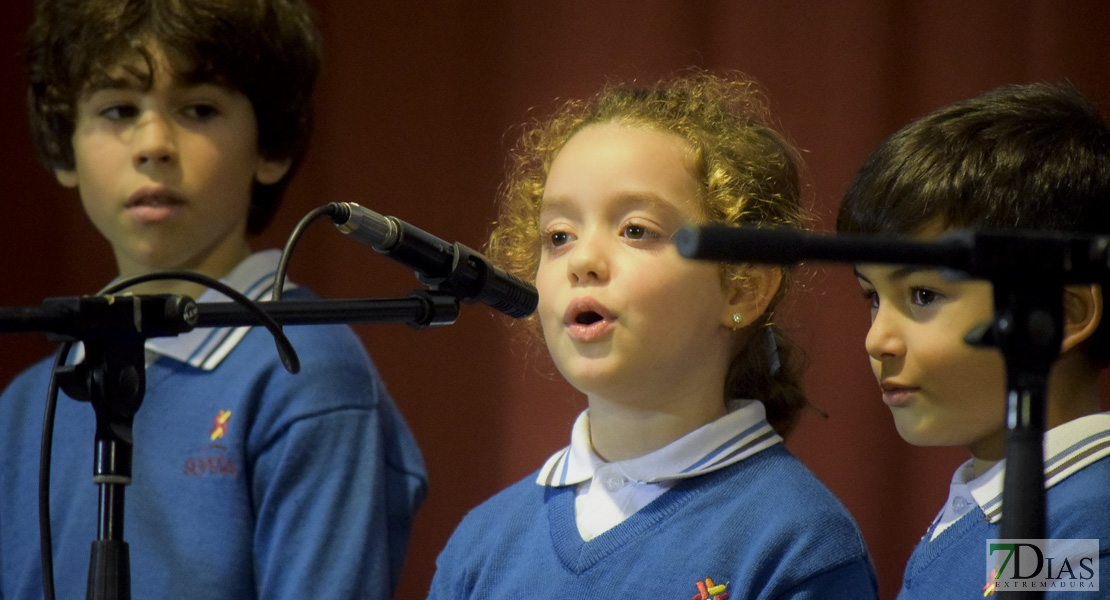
55,46,291,279
855,261,1008,460
535,123,737,406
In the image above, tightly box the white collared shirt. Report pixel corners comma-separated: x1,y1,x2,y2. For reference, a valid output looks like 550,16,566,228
145,250,292,370
69,251,290,370
535,399,783,541
930,411,1110,540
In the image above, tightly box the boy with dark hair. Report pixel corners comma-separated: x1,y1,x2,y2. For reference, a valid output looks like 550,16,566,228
0,1,427,598
838,82,1110,598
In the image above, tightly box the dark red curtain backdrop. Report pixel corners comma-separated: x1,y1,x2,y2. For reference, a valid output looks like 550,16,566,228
2,2,1108,598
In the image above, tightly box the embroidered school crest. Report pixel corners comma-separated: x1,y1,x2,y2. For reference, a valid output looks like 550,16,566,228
185,410,239,478
210,409,232,440
691,577,729,600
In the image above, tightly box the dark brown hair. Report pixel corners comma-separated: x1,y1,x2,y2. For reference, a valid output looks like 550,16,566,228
838,82,1110,362
26,0,322,233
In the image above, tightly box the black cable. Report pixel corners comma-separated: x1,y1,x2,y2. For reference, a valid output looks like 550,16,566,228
38,341,71,600
272,203,344,302
101,271,300,374
39,270,301,600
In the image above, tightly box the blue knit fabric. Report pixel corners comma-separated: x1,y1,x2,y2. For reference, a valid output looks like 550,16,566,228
0,285,427,600
430,444,877,599
898,456,1110,598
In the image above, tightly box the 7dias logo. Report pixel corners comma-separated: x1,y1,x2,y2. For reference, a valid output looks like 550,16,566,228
985,539,1099,595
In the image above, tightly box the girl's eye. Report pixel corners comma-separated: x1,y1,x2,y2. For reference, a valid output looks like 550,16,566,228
910,287,940,306
622,224,660,241
545,230,573,248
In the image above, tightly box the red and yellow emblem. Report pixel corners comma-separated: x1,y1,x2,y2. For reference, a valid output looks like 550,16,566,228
210,410,232,441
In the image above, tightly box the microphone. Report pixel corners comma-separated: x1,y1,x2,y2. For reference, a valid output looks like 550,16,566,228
329,202,538,319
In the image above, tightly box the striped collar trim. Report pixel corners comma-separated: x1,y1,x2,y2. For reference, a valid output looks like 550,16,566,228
144,250,295,371
968,412,1110,523
536,400,783,488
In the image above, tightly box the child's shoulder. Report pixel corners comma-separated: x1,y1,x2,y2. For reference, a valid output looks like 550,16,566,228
439,470,551,556
687,444,870,546
1050,450,1110,529
723,443,849,505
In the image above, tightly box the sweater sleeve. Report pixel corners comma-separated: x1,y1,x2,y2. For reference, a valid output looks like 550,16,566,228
248,327,427,599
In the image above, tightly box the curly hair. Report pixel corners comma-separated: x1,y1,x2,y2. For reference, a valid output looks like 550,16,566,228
489,70,811,437
25,0,322,234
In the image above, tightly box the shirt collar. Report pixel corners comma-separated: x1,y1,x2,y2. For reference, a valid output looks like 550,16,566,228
963,411,1110,523
144,250,293,370
536,399,783,488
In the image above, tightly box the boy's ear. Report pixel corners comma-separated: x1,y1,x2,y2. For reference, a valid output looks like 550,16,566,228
55,168,78,188
720,264,783,329
1061,284,1102,353
255,157,293,185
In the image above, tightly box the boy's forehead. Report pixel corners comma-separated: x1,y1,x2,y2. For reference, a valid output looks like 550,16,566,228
82,44,199,93
854,264,973,284
852,219,975,280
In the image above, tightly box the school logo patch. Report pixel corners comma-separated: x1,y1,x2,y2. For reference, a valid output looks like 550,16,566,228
210,409,232,440
184,410,239,478
691,577,729,600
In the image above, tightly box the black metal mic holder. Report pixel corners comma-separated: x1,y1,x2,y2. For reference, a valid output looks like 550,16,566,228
0,290,460,600
675,225,1110,600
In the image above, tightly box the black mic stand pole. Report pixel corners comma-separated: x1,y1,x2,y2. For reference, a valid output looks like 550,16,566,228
675,226,1110,600
0,290,461,600
49,296,190,600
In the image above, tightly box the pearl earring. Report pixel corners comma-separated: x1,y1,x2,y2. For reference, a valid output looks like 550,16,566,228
731,313,743,329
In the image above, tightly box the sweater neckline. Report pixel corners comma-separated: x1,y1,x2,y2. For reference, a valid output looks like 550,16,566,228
544,458,739,573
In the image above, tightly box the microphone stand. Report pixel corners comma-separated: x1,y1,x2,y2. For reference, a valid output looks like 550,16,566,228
675,225,1110,600
0,290,460,600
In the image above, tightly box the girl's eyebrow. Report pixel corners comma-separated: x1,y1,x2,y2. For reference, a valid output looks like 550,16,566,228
540,192,687,222
612,192,687,221
538,197,578,222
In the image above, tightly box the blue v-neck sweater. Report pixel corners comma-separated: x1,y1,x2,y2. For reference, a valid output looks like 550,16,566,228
430,444,877,599
897,456,1110,599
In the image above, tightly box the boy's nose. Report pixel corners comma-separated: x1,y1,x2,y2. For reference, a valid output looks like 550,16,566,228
567,235,609,283
865,307,905,361
132,112,177,166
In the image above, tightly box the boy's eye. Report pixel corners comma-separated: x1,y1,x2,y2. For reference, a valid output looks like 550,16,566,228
99,104,139,120
910,287,940,306
860,288,879,310
183,104,220,120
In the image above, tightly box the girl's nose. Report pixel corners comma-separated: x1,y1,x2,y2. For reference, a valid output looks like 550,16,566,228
567,234,609,283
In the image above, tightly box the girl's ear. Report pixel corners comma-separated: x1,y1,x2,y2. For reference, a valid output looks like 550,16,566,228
1061,284,1102,353
720,264,783,329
